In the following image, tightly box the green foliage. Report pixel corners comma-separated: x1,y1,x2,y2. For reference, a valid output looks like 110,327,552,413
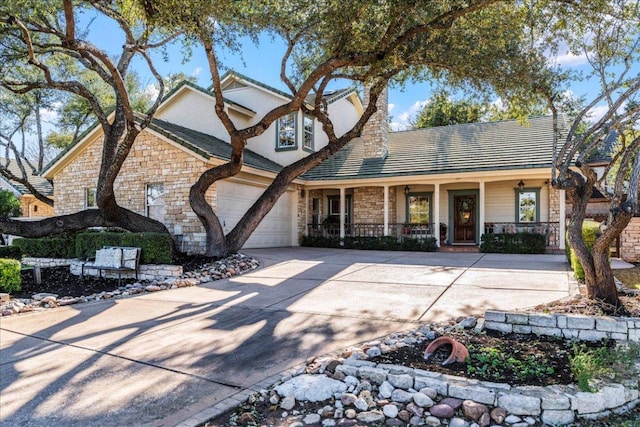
568,221,601,281
0,245,22,260
0,258,21,293
467,345,554,383
300,235,437,252
570,342,640,392
75,232,173,264
0,189,21,218
12,234,76,258
480,233,546,254
412,90,485,129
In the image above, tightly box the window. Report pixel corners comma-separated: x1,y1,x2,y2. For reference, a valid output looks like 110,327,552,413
146,183,165,222
276,113,297,150
406,193,431,223
516,189,539,223
303,115,314,151
85,188,96,209
327,195,351,223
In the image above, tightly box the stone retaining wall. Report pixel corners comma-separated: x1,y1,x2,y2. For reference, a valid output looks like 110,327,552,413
336,358,639,426
69,260,182,281
484,310,640,342
21,257,183,281
22,257,73,268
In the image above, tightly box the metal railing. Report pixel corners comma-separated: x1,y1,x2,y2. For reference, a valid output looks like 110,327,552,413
306,221,561,247
306,223,436,240
484,222,560,247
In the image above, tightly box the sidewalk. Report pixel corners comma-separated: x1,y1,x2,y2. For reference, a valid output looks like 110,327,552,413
0,248,574,426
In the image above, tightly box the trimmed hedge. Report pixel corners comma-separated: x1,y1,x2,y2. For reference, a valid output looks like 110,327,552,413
480,232,547,254
76,232,173,264
12,234,76,258
567,221,601,281
0,245,22,260
301,235,438,252
0,258,21,293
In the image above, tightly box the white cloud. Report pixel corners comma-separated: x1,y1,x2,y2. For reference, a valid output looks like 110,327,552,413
552,51,588,67
191,67,203,77
39,101,62,123
390,99,428,131
144,83,160,100
388,103,395,113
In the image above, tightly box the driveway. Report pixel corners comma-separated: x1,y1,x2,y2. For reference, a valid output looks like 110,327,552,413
0,248,574,427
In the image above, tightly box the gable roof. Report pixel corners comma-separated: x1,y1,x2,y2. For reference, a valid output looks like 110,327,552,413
147,119,284,173
0,158,54,196
303,115,565,181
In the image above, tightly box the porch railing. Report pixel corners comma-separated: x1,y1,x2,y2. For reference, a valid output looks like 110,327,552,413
306,221,561,247
307,223,435,240
484,222,560,247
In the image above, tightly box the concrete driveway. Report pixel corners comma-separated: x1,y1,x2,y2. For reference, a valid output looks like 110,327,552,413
0,248,574,427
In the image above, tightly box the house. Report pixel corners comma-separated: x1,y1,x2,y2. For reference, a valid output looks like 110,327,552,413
0,158,54,218
47,71,640,258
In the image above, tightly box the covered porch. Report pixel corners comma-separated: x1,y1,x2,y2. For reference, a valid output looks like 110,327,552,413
300,173,565,251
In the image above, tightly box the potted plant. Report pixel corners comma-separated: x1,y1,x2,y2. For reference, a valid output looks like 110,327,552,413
440,222,447,243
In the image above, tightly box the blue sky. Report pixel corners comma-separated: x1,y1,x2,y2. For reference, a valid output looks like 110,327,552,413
52,12,624,132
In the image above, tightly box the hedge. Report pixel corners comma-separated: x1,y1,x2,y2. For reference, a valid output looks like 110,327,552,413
567,221,601,281
12,234,76,258
480,232,547,254
0,258,21,293
0,245,22,260
301,235,438,252
75,232,173,264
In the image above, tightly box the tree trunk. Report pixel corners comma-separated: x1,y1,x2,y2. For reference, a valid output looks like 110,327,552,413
189,138,245,257
0,210,115,237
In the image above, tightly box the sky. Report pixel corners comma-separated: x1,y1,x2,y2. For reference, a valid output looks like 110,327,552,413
31,9,634,140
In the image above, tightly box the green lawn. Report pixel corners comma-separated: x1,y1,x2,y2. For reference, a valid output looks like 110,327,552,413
614,266,640,290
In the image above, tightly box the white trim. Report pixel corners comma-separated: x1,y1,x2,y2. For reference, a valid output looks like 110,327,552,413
559,189,566,250
434,183,440,246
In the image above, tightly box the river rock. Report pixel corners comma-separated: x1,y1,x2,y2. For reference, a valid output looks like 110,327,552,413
429,404,454,418
462,400,488,421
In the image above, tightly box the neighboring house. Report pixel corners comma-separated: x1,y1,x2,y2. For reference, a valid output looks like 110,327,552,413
41,71,571,255
0,158,54,218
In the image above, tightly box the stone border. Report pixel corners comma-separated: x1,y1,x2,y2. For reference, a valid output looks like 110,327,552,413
187,314,640,427
484,310,640,342
22,257,72,268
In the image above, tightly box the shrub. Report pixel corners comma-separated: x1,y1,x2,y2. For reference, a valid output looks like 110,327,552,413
12,234,76,258
76,231,173,264
301,235,437,252
570,342,639,392
0,258,21,293
567,221,601,281
0,245,22,260
480,232,546,254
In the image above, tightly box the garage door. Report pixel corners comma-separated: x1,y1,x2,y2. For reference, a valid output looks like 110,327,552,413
216,180,294,248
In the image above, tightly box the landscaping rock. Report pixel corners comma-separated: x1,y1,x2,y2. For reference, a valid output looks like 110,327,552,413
490,407,507,423
429,404,454,418
462,400,489,421
275,374,347,402
356,410,384,423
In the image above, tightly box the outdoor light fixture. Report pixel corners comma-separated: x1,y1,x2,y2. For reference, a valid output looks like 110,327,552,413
517,180,525,191
404,186,410,196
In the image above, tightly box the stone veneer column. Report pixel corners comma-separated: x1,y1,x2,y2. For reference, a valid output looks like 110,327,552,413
362,87,389,159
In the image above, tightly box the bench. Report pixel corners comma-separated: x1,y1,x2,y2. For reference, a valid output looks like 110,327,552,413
81,246,141,285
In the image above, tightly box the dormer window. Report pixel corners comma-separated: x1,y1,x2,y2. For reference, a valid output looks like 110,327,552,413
276,113,297,150
303,114,314,151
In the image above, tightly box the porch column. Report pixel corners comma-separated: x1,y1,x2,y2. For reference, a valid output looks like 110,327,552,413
304,188,309,236
433,183,440,246
339,187,346,242
559,189,566,250
479,181,486,245
383,185,389,236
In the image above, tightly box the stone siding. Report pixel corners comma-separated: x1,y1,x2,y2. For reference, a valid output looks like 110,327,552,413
621,217,640,263
352,186,397,224
54,131,216,253
20,195,55,218
547,183,560,247
361,87,389,159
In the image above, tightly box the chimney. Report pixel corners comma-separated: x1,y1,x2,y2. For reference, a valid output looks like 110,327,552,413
362,86,389,159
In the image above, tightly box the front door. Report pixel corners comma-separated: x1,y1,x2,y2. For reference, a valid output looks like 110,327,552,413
453,194,476,243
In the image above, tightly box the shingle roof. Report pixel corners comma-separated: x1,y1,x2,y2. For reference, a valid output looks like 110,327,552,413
148,119,284,173
0,158,54,196
303,115,564,180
